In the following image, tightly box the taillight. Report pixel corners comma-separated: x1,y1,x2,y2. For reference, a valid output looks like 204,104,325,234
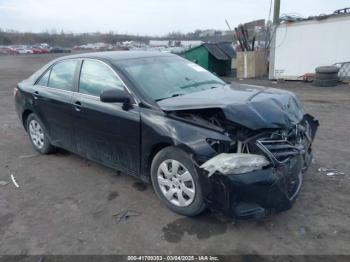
14,87,19,97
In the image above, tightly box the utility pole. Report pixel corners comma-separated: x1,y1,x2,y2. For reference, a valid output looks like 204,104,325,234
273,0,281,25
225,19,236,44
269,0,280,80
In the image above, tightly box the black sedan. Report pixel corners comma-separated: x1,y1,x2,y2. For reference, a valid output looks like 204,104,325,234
14,51,318,219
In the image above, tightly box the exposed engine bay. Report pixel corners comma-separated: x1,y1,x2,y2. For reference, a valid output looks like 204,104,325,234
170,108,319,171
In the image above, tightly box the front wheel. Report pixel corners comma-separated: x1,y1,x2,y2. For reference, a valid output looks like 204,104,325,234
151,146,206,216
26,113,55,154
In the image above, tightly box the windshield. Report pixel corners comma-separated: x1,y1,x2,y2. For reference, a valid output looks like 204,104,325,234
117,55,225,101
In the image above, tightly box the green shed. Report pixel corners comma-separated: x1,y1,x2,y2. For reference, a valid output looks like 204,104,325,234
183,42,236,76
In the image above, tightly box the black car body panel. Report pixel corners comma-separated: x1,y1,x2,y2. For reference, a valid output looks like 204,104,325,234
71,92,141,175
139,108,231,180
14,51,319,219
158,84,305,130
200,155,304,219
33,85,75,150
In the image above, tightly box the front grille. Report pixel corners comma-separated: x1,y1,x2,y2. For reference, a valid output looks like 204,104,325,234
256,139,302,165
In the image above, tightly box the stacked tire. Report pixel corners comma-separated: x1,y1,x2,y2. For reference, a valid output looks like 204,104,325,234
313,66,340,87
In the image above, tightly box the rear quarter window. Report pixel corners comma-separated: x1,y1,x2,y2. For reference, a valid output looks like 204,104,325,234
48,60,79,91
36,69,50,86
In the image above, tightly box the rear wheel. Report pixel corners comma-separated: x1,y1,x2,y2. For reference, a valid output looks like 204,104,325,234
26,114,55,154
151,146,206,216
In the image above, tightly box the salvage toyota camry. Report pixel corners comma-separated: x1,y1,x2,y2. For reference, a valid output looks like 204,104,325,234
14,51,318,219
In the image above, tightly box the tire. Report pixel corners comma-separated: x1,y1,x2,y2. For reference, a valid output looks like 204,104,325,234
26,113,55,154
313,79,339,87
315,66,340,74
150,146,206,216
315,73,339,80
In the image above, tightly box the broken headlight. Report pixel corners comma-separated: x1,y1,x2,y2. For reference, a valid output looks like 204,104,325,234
200,153,270,177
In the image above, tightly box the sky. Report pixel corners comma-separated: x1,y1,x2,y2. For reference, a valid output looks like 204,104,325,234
0,0,349,35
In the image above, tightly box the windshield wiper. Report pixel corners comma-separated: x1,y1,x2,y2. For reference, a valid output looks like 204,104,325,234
155,93,184,102
178,80,225,90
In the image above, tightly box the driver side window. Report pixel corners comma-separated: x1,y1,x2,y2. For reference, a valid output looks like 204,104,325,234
79,60,125,97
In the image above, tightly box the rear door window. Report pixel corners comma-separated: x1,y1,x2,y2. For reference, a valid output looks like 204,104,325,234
79,60,125,97
48,60,78,91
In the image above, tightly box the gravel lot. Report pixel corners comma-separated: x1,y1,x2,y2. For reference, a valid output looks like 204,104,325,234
0,54,350,255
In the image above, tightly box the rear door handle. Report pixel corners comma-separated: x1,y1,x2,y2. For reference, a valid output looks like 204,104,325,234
33,91,40,99
74,101,82,111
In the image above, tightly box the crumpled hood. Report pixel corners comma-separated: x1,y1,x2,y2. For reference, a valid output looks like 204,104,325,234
157,83,305,130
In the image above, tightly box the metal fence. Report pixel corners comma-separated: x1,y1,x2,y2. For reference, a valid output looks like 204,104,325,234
334,62,350,81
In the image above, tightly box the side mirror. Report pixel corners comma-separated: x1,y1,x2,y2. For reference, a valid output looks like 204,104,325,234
100,89,131,103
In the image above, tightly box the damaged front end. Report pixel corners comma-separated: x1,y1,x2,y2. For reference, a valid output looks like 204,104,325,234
170,108,319,219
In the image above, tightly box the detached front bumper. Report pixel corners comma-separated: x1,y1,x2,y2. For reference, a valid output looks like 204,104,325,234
199,155,305,220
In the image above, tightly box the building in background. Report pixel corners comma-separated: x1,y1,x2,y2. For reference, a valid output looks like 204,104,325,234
149,40,202,48
199,29,217,37
269,13,350,80
183,42,236,76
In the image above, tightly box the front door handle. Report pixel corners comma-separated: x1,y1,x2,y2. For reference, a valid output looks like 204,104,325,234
74,101,82,111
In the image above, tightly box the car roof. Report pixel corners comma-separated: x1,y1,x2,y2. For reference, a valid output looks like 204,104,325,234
55,51,174,62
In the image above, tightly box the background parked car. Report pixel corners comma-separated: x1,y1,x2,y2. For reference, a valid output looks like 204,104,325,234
31,47,49,54
0,46,19,55
31,48,43,54
50,46,71,53
15,48,33,54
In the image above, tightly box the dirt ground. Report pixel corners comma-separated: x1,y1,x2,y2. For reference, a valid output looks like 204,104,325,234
0,54,349,255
